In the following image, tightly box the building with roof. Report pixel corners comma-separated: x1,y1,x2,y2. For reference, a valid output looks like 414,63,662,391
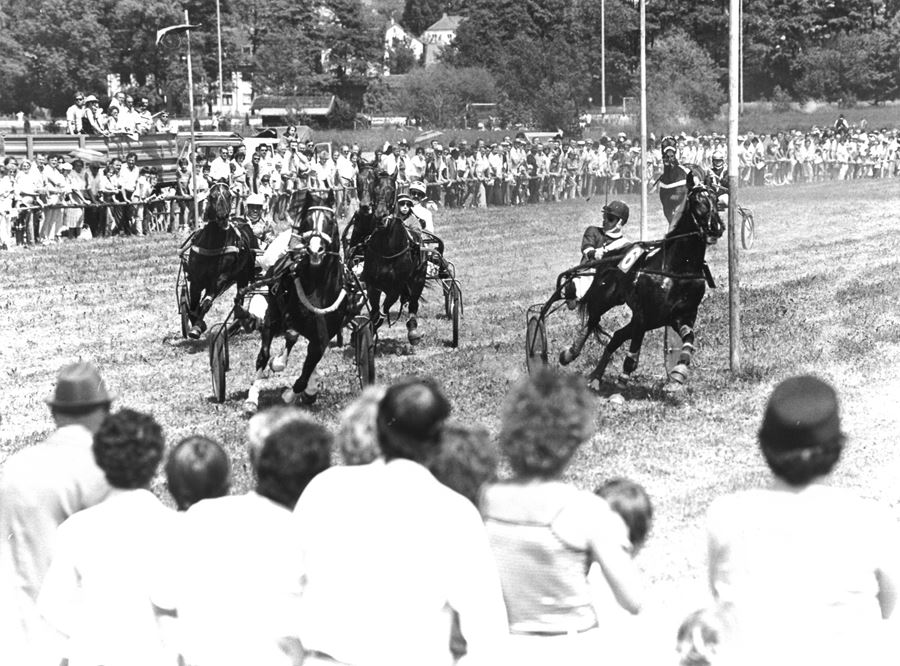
384,18,424,75
422,13,464,66
249,95,336,127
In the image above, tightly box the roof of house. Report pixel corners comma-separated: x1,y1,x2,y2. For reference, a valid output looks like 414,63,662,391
249,95,335,117
424,13,463,33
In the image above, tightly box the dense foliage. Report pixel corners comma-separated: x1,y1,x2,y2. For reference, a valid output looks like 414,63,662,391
1,0,898,125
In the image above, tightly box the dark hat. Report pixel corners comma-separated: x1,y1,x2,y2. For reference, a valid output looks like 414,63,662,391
46,361,114,410
759,375,842,452
603,200,630,224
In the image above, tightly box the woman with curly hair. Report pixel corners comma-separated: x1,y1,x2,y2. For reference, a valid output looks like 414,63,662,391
38,409,175,666
480,368,644,665
706,375,900,663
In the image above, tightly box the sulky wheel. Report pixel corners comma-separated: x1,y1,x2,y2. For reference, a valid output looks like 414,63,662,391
351,316,376,388
448,281,462,348
179,284,191,339
740,207,755,250
525,315,548,375
208,323,229,403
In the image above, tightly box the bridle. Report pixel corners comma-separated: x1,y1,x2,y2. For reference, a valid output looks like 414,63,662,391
292,204,336,267
209,181,232,228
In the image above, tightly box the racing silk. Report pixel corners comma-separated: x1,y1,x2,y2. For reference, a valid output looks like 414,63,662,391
705,166,728,197
580,226,630,264
658,163,693,227
410,202,434,233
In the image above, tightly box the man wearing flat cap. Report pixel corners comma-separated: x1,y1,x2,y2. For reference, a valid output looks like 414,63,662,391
292,376,509,666
0,361,114,663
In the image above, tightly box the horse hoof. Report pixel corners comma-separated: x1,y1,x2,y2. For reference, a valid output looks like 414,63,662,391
300,391,318,405
608,392,625,404
270,357,286,373
407,330,423,345
281,388,296,405
663,381,685,395
243,400,258,416
188,325,203,340
615,374,630,389
559,348,576,366
668,363,688,385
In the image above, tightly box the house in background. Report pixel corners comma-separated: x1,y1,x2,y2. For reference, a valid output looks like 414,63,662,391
248,95,336,127
383,18,424,75
422,13,463,66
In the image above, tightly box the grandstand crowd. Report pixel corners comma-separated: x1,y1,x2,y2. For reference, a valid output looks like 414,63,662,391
2,362,898,666
2,110,899,250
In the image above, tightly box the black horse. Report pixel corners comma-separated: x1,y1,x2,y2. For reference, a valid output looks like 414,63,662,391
183,181,258,339
244,189,360,413
562,184,724,389
342,161,395,259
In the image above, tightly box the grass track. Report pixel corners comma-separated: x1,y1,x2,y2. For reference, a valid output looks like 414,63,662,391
2,179,900,623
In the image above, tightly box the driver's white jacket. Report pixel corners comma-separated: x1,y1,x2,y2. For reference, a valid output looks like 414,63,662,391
411,202,434,233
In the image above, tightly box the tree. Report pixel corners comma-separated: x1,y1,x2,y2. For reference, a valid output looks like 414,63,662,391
0,6,27,113
401,0,445,36
386,36,419,74
401,64,497,126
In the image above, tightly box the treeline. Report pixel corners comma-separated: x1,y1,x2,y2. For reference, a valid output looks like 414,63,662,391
2,0,899,128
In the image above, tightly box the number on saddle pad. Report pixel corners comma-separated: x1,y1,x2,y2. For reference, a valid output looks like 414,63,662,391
617,245,645,274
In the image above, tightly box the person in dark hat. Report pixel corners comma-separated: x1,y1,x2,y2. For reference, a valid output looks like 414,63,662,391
705,375,900,663
291,376,508,666
0,361,114,661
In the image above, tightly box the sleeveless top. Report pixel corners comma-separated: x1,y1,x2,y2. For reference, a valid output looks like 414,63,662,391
481,482,599,635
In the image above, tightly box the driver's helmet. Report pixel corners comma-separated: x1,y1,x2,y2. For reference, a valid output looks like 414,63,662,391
408,181,427,199
245,192,265,221
397,193,414,209
661,136,678,156
711,150,725,166
602,200,630,225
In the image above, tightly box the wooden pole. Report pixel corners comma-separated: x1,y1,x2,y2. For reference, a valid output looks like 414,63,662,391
216,0,225,115
728,0,741,373
600,0,607,115
639,0,648,241
185,9,200,229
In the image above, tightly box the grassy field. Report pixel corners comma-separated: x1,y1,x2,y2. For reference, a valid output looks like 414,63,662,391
2,179,900,626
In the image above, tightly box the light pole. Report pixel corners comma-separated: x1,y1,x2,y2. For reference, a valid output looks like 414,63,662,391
216,0,225,116
600,0,607,115
639,0,647,241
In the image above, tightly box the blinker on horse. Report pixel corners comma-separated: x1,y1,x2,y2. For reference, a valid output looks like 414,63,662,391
183,181,258,339
562,184,724,391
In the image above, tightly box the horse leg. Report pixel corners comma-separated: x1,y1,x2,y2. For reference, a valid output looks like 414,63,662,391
560,276,618,365
666,320,697,388
283,340,324,406
369,288,384,330
187,281,209,339
615,329,646,388
270,328,299,373
406,271,426,345
587,321,635,384
244,318,275,415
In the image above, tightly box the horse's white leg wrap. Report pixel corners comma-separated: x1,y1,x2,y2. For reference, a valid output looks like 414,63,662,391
270,344,291,373
243,371,265,415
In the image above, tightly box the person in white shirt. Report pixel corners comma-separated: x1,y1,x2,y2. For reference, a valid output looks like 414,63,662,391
309,148,335,190
118,152,141,235
0,157,18,248
334,144,356,221
293,377,509,666
153,412,331,666
116,95,139,137
65,93,86,134
208,147,232,183
0,362,113,666
39,155,69,242
38,409,175,666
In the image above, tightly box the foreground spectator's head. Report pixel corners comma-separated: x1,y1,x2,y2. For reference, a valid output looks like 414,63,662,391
256,418,332,509
596,478,653,554
427,421,498,506
165,435,231,510
93,409,165,490
499,368,594,479
376,377,451,463
45,360,114,433
758,375,845,486
246,406,315,472
336,385,386,466
676,604,738,666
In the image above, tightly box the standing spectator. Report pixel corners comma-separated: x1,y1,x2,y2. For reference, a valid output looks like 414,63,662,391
81,96,107,135
334,144,356,221
292,377,509,666
706,375,900,664
118,152,140,235
408,146,427,182
65,92,86,135
108,91,126,116
84,161,105,238
135,98,153,135
0,157,16,249
481,368,644,665
208,146,231,183
117,95,138,136
153,413,331,666
0,362,114,664
39,155,68,243
154,110,176,134
106,105,122,134
38,409,173,666
309,148,335,189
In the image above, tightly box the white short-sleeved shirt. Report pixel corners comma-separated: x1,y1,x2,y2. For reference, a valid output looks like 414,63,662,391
38,488,177,666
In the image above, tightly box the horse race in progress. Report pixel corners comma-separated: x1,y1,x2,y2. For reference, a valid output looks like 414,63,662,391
3,0,900,664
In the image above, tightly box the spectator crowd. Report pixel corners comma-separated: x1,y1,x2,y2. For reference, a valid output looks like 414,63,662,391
2,361,898,666
2,110,899,251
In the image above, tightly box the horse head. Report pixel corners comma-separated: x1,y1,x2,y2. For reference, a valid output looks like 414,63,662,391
373,171,397,220
294,189,338,267
356,161,376,212
684,184,724,244
207,181,232,229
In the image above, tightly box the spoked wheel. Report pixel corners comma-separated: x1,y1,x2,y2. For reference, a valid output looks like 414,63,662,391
448,281,462,348
351,316,376,387
208,323,229,403
663,327,681,376
525,315,548,375
740,207,755,250
178,284,190,339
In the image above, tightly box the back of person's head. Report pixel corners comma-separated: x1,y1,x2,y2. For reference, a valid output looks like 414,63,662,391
93,409,165,490
499,368,594,479
165,436,231,510
676,604,737,666
377,377,451,462
337,385,386,466
426,421,498,506
256,419,332,509
595,478,653,552
246,406,315,471
758,374,845,486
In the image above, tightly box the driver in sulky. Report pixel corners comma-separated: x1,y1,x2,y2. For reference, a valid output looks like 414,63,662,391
563,200,632,308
